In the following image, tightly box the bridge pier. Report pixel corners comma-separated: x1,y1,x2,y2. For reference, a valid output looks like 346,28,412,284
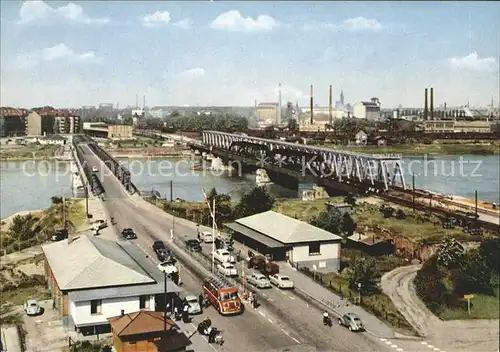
266,169,299,190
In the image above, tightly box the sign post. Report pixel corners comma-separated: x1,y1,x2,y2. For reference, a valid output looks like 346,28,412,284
464,294,474,316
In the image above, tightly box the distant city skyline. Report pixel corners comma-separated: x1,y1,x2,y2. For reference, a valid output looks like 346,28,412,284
1,1,499,108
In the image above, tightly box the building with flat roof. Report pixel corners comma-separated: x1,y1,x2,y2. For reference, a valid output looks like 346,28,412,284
256,102,279,124
0,108,27,137
225,211,342,272
108,125,133,139
424,120,493,133
353,99,381,120
42,235,181,336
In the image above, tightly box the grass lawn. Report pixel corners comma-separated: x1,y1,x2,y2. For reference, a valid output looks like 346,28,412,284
274,197,343,221
0,144,61,160
1,286,51,306
438,287,500,320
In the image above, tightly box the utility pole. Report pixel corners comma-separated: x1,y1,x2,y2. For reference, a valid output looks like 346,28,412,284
62,196,67,230
163,270,168,331
412,174,415,211
212,198,216,273
169,180,173,202
84,183,89,218
475,190,478,218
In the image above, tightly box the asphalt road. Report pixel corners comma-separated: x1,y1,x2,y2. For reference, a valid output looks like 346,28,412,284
79,143,413,352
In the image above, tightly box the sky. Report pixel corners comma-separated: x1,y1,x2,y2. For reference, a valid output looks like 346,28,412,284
1,1,499,109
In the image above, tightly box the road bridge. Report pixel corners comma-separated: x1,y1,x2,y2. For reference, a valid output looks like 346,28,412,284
194,131,406,192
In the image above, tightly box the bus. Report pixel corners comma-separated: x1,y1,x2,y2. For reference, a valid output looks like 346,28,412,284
203,276,243,315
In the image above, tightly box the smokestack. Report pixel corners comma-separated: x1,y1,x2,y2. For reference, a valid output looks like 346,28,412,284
424,88,428,120
143,95,146,110
328,85,333,124
136,94,138,108
310,85,314,125
430,87,434,120
278,83,282,125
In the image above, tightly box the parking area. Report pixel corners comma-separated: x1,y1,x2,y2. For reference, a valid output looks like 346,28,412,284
22,300,70,352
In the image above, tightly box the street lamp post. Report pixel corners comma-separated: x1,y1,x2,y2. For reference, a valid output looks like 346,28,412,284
357,283,362,304
163,270,169,331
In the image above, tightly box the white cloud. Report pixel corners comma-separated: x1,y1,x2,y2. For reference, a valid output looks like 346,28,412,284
210,10,278,32
449,52,497,71
141,11,171,27
16,43,98,69
273,85,308,102
176,67,206,78
172,18,192,30
303,17,382,32
18,1,109,24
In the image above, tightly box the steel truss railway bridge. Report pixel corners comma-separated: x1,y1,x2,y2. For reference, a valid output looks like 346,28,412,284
191,131,407,192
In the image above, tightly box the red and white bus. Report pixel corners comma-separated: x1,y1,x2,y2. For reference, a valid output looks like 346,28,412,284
203,276,243,315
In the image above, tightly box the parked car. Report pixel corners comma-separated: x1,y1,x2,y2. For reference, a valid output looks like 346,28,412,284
157,259,178,274
51,229,68,241
246,272,271,289
199,231,214,243
153,240,166,252
92,166,98,172
157,248,172,262
24,299,42,316
121,228,137,239
269,274,294,289
185,295,202,315
338,313,364,332
185,239,202,252
217,262,238,277
91,219,107,232
213,249,235,264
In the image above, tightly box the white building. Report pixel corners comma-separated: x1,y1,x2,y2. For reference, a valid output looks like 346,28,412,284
42,235,181,336
353,99,381,120
225,211,342,272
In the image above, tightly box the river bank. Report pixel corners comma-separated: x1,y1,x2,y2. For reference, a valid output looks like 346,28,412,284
324,140,500,155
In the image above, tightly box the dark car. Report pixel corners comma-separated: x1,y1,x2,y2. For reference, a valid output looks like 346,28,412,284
152,240,166,252
185,239,202,252
121,228,137,240
51,229,68,241
157,248,172,262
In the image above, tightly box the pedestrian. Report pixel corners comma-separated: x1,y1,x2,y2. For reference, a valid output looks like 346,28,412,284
198,293,204,308
248,292,253,306
182,302,189,323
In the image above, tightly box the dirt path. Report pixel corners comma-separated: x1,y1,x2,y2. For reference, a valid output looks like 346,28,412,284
382,265,500,351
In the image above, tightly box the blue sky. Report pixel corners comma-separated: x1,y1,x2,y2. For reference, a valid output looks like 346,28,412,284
1,1,499,108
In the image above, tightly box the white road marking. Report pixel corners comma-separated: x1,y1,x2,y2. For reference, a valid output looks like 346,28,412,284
289,295,295,300
385,341,392,345
380,338,387,342
267,318,274,324
397,349,403,352
421,342,429,345
427,345,435,349
291,337,300,344
390,345,398,349
433,348,440,351
258,311,266,317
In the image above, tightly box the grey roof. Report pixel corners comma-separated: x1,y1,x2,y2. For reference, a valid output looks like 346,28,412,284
42,235,155,290
225,222,285,248
234,211,342,244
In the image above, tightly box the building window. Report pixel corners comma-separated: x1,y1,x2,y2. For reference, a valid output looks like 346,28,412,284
309,243,321,255
139,295,150,310
90,299,102,315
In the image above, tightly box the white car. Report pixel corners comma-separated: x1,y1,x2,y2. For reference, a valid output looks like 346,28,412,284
200,231,214,243
91,219,107,232
157,261,178,274
269,274,294,289
213,249,235,263
24,299,42,316
217,262,238,277
92,166,98,172
246,272,271,289
185,295,202,315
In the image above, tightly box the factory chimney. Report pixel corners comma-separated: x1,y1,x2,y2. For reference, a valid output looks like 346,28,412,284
424,88,429,120
310,85,314,125
328,85,333,124
143,95,146,110
136,94,139,108
278,83,282,125
430,87,434,120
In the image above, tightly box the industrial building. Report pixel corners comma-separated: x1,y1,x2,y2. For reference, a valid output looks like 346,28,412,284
256,102,279,123
424,120,494,133
225,211,342,272
83,122,133,139
0,108,27,137
353,98,381,120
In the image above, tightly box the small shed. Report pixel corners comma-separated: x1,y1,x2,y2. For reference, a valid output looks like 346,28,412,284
355,130,368,145
374,136,387,146
346,233,395,256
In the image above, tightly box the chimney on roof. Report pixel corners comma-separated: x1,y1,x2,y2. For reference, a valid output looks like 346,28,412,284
328,85,333,124
430,87,434,120
424,88,429,120
310,85,314,125
121,310,125,316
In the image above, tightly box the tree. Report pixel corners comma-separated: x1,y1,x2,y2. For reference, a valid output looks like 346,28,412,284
310,209,357,237
348,256,379,293
287,119,298,131
455,248,492,295
205,188,233,226
8,214,36,242
414,256,447,312
70,341,111,352
436,237,465,268
479,238,500,273
51,196,63,205
234,186,275,218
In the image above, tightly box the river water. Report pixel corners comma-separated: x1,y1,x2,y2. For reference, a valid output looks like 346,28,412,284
1,155,499,219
